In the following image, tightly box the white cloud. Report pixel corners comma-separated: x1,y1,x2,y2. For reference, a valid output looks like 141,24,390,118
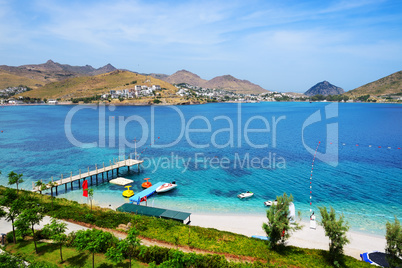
34,0,236,48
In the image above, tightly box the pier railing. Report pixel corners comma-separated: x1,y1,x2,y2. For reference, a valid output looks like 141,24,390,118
32,156,143,194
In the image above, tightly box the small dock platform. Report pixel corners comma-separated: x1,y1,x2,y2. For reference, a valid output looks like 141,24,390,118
32,157,143,195
129,182,166,203
117,203,191,224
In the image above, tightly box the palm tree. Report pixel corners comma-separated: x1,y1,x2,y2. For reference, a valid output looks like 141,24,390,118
47,181,57,210
8,171,24,191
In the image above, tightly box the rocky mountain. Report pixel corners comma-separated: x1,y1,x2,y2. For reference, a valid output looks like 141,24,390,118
89,63,117,75
204,75,267,94
164,70,208,87
0,60,117,84
153,70,268,94
345,70,402,97
304,81,344,96
146,73,169,81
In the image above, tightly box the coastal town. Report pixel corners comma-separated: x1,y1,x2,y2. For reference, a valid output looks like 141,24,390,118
1,81,401,105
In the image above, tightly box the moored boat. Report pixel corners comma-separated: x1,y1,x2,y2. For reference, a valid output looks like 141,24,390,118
155,181,177,193
264,199,278,206
237,191,254,199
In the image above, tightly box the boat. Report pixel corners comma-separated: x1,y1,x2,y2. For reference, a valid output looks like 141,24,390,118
155,182,177,193
141,178,152,189
122,186,134,198
264,199,278,206
237,191,254,199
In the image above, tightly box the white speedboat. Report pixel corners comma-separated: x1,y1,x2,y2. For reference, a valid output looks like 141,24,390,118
156,182,177,193
237,191,254,199
264,199,278,206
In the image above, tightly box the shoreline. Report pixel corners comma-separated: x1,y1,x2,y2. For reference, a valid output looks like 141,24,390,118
98,200,385,260
2,100,401,107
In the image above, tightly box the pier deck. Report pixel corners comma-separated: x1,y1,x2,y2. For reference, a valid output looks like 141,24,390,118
32,158,143,193
129,182,166,203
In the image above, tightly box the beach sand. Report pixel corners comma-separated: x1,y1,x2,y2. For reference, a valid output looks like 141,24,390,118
190,213,386,260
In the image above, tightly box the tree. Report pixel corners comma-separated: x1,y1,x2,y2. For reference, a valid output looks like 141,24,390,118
0,207,6,223
42,218,67,263
47,181,57,210
4,198,24,244
385,216,402,267
88,188,94,211
262,193,301,249
8,171,24,191
15,203,45,254
35,180,47,196
74,229,117,268
106,227,141,268
319,206,350,262
0,188,18,206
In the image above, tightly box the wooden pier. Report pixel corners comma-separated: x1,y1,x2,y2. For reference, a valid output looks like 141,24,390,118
32,157,143,196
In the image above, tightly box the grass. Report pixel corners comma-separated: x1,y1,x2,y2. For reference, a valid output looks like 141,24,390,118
0,187,373,267
5,239,147,268
0,70,42,89
345,70,402,97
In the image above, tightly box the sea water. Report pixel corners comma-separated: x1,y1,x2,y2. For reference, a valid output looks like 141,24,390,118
0,102,401,235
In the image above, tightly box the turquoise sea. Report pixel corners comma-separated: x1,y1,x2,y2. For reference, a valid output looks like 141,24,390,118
0,102,401,235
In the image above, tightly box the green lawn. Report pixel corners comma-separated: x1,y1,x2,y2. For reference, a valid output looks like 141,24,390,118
5,239,147,268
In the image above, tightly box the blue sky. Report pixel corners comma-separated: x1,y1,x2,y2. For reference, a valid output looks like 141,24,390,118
1,0,401,92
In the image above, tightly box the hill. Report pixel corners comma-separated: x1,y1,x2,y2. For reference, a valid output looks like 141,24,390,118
164,70,207,87
205,74,267,94
304,81,344,96
20,70,177,100
0,70,43,89
345,70,402,97
146,73,169,81
0,60,117,84
154,70,268,94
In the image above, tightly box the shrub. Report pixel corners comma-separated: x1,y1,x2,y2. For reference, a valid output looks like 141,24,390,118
319,206,349,263
6,232,14,243
65,231,76,247
262,193,300,249
385,216,402,267
84,213,95,223
0,252,25,268
33,229,48,240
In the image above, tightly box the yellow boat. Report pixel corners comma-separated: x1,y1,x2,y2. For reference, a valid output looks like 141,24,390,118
122,186,134,198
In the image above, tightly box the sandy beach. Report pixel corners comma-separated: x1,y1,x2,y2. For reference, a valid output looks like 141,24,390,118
189,213,386,260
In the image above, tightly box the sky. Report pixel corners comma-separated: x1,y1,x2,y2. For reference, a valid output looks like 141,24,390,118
1,0,402,92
